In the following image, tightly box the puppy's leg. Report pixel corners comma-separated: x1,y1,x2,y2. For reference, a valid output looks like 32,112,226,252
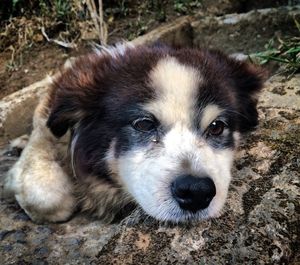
4,95,76,223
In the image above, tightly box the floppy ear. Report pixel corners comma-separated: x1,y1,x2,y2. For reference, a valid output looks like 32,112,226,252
230,60,266,132
46,89,83,138
46,54,106,138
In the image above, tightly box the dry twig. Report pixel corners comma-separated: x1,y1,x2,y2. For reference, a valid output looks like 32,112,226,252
86,0,108,45
41,27,77,49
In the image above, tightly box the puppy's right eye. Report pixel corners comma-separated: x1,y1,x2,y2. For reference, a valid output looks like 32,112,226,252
132,118,156,132
207,120,226,136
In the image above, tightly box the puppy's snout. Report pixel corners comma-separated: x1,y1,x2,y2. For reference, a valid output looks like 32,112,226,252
171,175,216,212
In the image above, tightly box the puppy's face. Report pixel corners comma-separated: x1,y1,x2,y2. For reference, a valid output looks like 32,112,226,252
47,44,264,222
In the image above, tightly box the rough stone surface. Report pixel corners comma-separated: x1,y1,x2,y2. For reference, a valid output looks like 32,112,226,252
132,16,193,47
261,74,300,109
0,77,51,142
1,73,299,264
192,5,300,54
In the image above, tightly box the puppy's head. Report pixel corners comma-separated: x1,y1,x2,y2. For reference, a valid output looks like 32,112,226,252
47,43,264,222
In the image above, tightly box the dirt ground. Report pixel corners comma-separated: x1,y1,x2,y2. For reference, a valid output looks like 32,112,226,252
0,1,189,99
0,45,69,98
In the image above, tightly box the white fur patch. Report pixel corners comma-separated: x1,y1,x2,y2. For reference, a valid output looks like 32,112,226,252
146,57,202,127
114,57,236,222
118,124,234,222
94,42,135,59
200,104,223,130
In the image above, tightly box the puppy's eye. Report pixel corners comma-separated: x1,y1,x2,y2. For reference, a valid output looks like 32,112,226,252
207,120,226,136
132,118,156,132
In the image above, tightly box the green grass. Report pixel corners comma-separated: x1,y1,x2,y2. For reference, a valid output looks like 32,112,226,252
252,19,300,76
173,0,202,14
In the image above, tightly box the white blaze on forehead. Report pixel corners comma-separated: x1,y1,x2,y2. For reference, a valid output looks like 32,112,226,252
145,57,202,127
200,104,223,130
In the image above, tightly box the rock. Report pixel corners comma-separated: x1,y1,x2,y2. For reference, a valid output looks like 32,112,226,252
34,246,50,258
13,211,31,221
192,5,300,54
132,16,193,47
1,245,13,252
0,77,51,142
260,73,300,109
0,230,14,241
11,230,27,244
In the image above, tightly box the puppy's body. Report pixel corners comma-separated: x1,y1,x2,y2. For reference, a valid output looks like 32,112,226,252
4,96,75,223
4,43,264,223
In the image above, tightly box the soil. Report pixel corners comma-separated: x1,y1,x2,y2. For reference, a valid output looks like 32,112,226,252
1,45,66,98
0,42,100,99
0,1,191,99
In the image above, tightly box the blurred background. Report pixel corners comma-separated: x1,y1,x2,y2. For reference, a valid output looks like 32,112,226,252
0,0,299,98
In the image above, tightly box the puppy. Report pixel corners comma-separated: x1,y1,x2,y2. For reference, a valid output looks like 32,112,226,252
4,43,264,223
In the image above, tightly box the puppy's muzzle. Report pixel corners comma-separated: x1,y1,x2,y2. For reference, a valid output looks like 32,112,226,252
171,175,216,212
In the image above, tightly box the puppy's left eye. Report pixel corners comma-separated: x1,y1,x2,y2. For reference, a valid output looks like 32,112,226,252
132,118,156,132
207,120,226,136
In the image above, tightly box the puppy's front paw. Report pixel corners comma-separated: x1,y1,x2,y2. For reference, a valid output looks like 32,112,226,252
16,191,76,224
4,157,76,223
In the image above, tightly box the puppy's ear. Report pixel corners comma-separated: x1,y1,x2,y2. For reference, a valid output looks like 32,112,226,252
46,88,84,137
230,60,267,132
46,55,103,137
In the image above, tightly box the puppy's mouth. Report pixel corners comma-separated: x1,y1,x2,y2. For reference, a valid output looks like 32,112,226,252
147,198,214,223
134,174,218,223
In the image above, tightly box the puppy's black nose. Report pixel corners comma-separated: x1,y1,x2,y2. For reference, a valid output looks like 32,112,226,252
171,175,216,212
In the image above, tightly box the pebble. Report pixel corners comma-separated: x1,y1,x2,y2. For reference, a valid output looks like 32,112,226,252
0,230,14,241
37,226,52,235
65,237,82,247
13,212,31,221
31,259,49,265
34,247,50,257
2,244,13,252
13,230,27,244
